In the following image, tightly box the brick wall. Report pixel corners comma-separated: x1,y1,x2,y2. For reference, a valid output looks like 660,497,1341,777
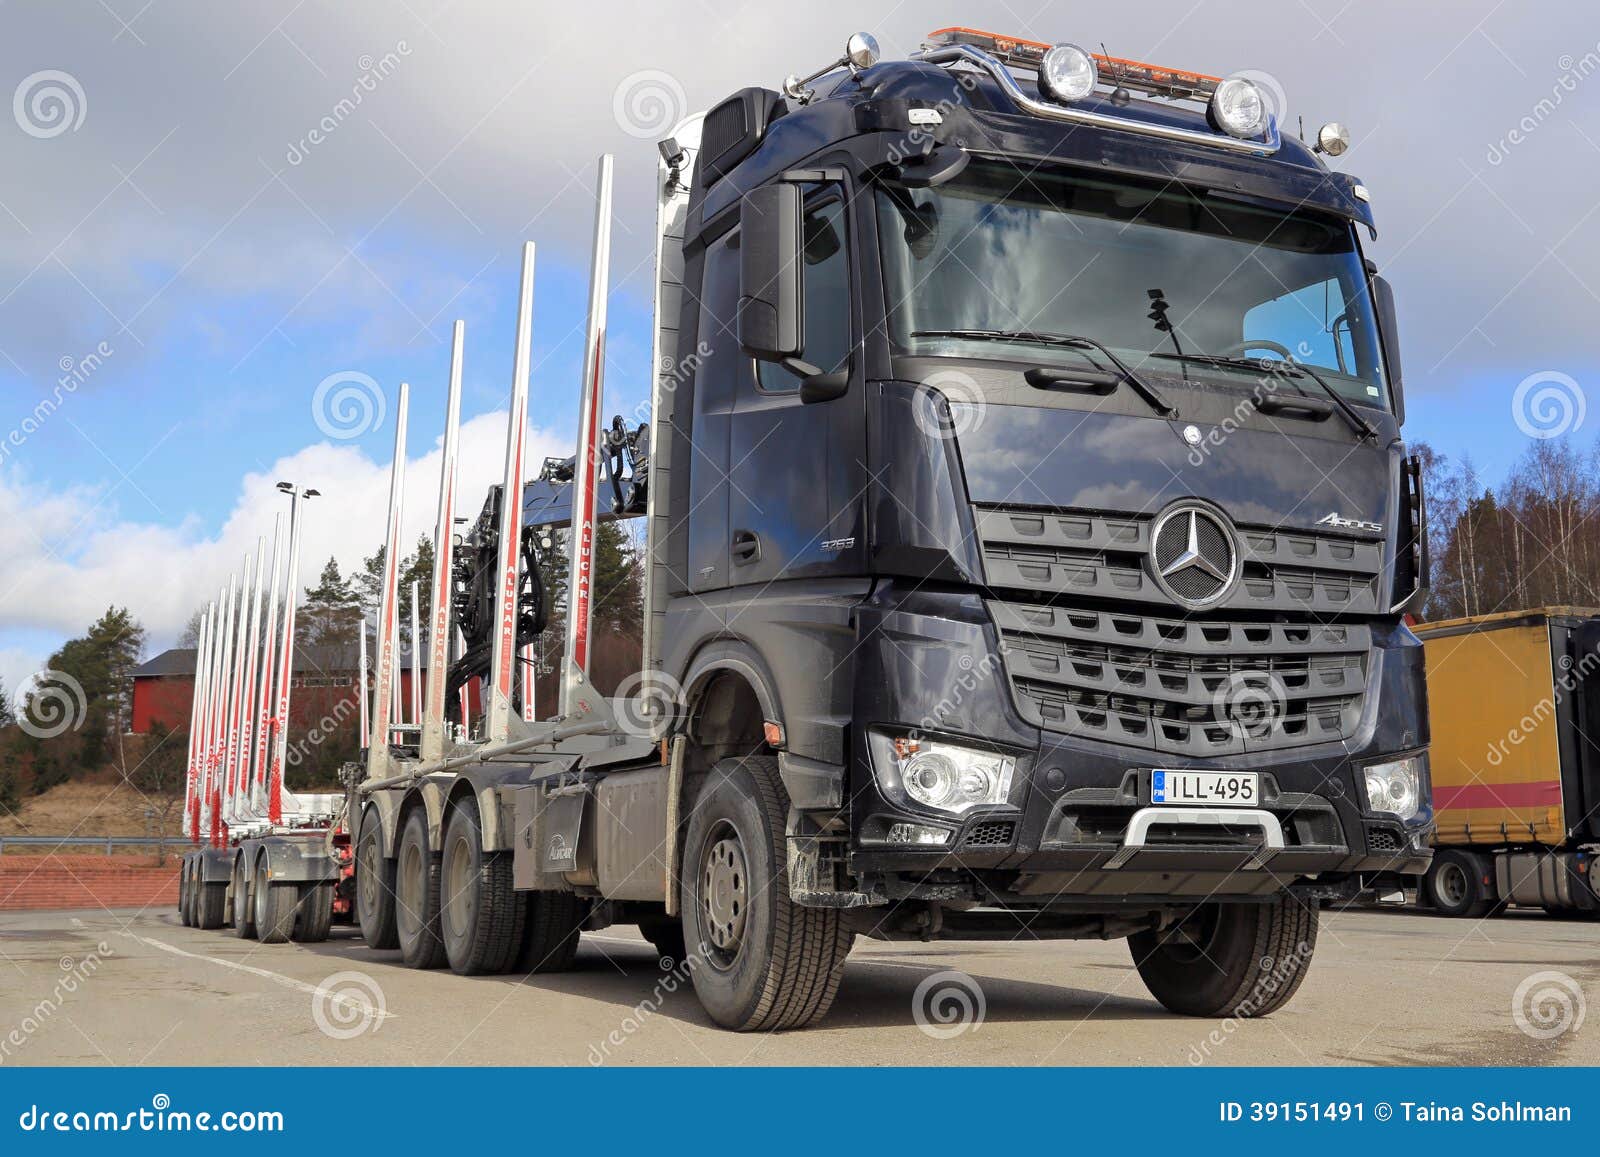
0,854,179,911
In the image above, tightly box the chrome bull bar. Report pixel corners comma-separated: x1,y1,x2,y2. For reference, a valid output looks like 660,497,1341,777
1103,806,1285,870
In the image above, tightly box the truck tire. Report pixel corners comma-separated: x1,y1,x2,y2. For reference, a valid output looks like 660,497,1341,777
179,862,192,926
197,881,227,930
395,808,447,969
1424,849,1493,918
1130,897,1318,1018
638,915,686,965
680,754,854,1031
255,857,297,944
292,882,334,943
440,795,525,975
513,891,583,973
356,812,399,950
231,856,257,939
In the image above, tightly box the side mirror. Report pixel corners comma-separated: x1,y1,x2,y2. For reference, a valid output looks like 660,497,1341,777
1372,273,1404,426
738,183,803,362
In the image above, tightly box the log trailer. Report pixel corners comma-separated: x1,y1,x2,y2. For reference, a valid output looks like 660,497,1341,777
1413,608,1600,917
179,26,1434,1029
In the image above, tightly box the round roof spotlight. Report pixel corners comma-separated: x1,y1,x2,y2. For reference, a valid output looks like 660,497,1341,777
1210,76,1267,138
1039,43,1099,103
846,32,881,72
1316,121,1352,157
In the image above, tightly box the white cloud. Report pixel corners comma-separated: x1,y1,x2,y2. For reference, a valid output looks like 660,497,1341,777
0,410,573,680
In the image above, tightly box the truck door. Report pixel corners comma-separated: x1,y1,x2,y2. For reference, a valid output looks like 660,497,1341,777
727,190,863,586
682,229,740,594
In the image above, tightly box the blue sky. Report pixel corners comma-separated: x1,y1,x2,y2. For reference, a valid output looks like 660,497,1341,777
2,0,1599,693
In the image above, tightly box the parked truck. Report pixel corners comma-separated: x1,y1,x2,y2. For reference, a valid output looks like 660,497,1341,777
1413,608,1600,917
180,25,1434,1030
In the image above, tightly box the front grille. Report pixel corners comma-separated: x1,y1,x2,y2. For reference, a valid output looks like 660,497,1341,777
1365,825,1404,853
976,506,1383,615
989,602,1371,756
964,821,1016,849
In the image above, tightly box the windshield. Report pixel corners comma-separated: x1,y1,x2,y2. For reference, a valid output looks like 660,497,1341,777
877,158,1389,408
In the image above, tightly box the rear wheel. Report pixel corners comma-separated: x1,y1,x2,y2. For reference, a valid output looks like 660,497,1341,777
291,882,334,943
197,879,227,930
356,812,399,950
680,754,854,1031
395,808,446,969
254,857,298,943
441,795,525,975
1130,897,1318,1017
1424,849,1493,918
231,856,256,938
178,861,192,926
513,891,583,974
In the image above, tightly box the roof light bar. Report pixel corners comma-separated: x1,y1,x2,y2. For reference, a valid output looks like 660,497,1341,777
926,27,1221,100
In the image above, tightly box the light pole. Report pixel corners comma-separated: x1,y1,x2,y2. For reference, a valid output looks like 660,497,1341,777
269,481,319,823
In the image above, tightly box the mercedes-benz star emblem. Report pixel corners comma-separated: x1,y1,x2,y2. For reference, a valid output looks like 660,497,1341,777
1149,503,1239,608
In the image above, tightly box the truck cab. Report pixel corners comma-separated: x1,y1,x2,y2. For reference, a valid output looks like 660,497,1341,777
638,28,1433,1026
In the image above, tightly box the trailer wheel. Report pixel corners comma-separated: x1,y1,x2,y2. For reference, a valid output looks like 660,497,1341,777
356,812,399,950
183,861,199,927
255,857,298,943
1424,849,1493,918
638,916,686,965
292,882,334,943
197,879,227,930
395,808,446,969
1130,896,1318,1017
231,856,257,939
513,891,582,974
440,795,524,975
680,754,854,1031
178,861,192,926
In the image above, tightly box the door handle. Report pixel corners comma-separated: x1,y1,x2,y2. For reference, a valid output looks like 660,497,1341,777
731,529,761,565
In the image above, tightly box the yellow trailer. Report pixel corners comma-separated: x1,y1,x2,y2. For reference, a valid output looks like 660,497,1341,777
1413,608,1600,916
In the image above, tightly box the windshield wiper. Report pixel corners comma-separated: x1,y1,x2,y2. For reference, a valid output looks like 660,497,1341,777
912,328,1177,418
1146,352,1378,441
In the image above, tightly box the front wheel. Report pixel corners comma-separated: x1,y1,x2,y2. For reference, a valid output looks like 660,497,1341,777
1129,897,1318,1017
1423,849,1493,918
680,754,853,1031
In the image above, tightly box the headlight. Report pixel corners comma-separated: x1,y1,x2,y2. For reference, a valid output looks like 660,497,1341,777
1209,76,1266,138
1362,754,1426,822
1039,43,1098,104
869,732,1016,815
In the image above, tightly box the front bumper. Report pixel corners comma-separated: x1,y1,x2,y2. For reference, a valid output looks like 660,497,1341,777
846,583,1433,902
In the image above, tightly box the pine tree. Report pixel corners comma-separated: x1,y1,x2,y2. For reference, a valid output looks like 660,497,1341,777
0,677,13,728
296,558,363,648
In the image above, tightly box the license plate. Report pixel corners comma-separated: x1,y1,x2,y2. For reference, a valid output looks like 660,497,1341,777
1150,770,1259,807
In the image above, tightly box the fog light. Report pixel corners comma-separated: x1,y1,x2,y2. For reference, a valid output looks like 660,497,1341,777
1210,76,1267,138
886,823,953,846
1316,121,1351,157
1039,43,1098,103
